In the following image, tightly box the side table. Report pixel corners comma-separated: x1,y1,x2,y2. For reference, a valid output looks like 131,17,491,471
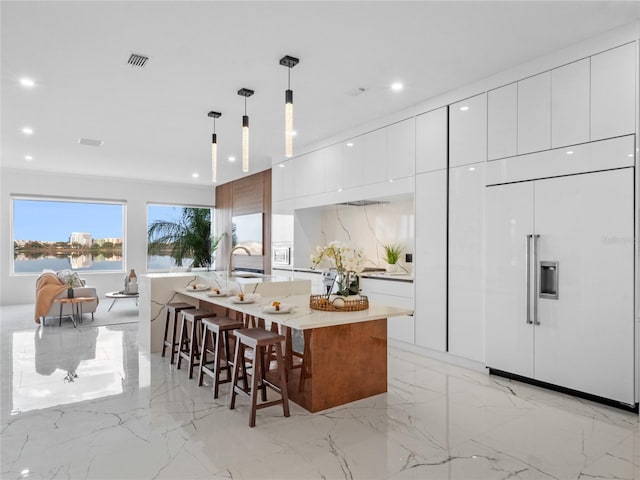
105,291,139,312
53,296,96,328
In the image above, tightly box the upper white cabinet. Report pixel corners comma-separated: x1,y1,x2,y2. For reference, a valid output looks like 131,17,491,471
517,72,551,154
272,159,294,202
416,107,447,173
387,118,415,180
487,83,517,160
449,94,487,168
294,149,324,197
551,58,590,148
591,43,636,141
363,128,387,185
323,143,343,192
342,137,364,189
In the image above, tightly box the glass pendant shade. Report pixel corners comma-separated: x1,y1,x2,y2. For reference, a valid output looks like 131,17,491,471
285,89,293,158
211,133,217,183
242,115,249,172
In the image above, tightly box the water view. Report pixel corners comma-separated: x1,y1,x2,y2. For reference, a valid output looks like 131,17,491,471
14,254,189,273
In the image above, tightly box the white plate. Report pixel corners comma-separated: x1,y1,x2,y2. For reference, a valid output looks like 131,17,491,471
187,284,209,292
205,290,228,297
229,295,257,304
263,303,294,314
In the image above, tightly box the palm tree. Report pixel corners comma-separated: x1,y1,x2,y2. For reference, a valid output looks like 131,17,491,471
147,208,222,268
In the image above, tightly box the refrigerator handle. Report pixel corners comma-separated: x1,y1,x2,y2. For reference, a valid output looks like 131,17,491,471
526,234,533,325
533,234,541,325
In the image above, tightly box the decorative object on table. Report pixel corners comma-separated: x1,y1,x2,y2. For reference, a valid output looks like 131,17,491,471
382,244,403,273
125,268,138,294
187,284,210,292
263,301,295,314
310,241,368,311
65,276,75,298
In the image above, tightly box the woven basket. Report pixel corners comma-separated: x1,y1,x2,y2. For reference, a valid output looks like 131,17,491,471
309,294,369,312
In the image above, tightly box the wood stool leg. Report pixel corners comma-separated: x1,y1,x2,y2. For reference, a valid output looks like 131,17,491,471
276,342,290,418
187,318,198,379
162,309,170,357
170,310,180,364
259,346,268,402
213,329,225,398
176,312,186,370
198,325,211,387
230,340,243,410
249,344,261,428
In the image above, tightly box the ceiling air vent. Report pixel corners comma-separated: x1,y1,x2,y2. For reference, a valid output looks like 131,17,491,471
78,138,103,147
336,200,388,207
127,53,149,68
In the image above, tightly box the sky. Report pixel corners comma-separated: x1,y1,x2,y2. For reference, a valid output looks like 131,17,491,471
13,201,204,242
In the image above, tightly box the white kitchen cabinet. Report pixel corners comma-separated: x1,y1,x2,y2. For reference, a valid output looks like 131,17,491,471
387,118,415,180
415,107,447,174
359,278,414,344
488,83,517,160
272,159,294,202
414,170,447,352
449,94,487,167
363,128,387,185
551,58,590,148
294,150,324,197
518,72,551,155
323,143,343,192
591,42,636,141
448,162,484,362
485,168,635,405
342,136,364,189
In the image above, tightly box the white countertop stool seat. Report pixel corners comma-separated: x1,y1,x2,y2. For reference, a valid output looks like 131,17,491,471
230,328,290,427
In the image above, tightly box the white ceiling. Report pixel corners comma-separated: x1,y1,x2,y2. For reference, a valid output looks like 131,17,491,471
2,1,639,187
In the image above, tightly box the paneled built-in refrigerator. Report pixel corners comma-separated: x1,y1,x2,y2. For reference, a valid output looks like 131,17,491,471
485,168,635,406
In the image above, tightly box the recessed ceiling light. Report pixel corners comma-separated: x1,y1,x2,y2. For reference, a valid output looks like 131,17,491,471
566,150,574,155
192,173,199,178
291,130,298,137
21,127,33,135
20,77,35,88
24,155,33,161
469,166,475,171
346,142,354,147
459,106,469,111
228,156,236,162
390,82,403,92
627,153,634,157
337,188,343,192
389,178,394,183
279,163,285,168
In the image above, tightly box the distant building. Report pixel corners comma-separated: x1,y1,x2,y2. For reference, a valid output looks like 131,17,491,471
69,232,92,246
93,237,122,246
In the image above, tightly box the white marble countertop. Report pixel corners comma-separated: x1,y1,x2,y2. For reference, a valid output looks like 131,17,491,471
178,290,413,330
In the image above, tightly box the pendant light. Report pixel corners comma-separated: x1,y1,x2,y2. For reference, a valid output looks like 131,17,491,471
280,55,299,158
207,111,221,183
237,88,254,173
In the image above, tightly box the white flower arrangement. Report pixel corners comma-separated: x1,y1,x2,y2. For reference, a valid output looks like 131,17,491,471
310,241,365,274
311,241,364,296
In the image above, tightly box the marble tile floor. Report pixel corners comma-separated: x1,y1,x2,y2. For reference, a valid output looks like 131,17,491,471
1,303,638,480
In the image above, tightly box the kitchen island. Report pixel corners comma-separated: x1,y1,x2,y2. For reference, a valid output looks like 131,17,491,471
180,289,412,413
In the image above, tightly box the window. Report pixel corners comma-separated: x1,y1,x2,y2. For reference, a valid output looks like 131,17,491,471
147,205,213,271
13,197,124,274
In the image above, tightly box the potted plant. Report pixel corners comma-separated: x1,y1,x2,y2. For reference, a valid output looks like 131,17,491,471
383,244,403,273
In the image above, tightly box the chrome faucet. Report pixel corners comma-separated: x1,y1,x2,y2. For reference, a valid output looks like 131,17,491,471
228,245,251,276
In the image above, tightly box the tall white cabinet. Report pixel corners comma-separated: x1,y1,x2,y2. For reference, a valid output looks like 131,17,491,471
485,168,635,405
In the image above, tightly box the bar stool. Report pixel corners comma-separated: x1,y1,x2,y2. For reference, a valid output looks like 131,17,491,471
162,302,196,364
198,316,245,398
177,309,216,379
230,328,290,427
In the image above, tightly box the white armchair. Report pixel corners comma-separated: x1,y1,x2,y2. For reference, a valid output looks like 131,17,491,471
35,271,99,325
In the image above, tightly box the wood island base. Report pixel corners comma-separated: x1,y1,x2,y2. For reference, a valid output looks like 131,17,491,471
282,318,388,413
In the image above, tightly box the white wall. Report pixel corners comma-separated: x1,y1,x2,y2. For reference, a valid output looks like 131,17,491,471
1,168,214,305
